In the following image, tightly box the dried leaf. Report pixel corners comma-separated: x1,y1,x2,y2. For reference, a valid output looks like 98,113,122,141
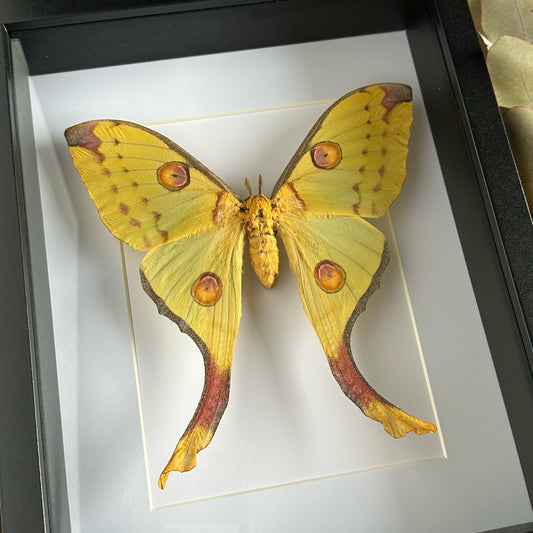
503,105,533,209
468,0,483,34
481,0,533,43
486,35,533,108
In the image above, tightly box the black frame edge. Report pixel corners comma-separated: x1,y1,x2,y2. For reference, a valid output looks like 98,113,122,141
0,26,47,533
0,0,260,27
9,0,409,75
409,0,533,508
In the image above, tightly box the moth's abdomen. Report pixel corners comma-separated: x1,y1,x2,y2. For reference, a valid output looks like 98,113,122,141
248,229,279,288
242,194,279,288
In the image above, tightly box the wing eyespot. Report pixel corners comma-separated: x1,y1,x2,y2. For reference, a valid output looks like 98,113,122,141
314,260,346,293
310,141,342,170
191,272,222,306
158,162,191,191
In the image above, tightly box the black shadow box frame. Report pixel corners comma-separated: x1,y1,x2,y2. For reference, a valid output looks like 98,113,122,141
1,0,532,531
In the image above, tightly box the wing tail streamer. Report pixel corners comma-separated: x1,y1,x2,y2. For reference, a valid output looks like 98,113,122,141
140,222,245,487
278,213,436,437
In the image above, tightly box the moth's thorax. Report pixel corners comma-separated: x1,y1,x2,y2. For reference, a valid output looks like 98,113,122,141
241,194,279,289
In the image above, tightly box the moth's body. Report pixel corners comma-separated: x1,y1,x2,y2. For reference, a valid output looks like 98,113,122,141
241,193,279,289
65,82,437,490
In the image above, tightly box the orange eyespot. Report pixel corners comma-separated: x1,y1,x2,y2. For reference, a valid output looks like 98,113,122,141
192,272,222,306
310,142,342,169
314,260,345,293
158,162,190,190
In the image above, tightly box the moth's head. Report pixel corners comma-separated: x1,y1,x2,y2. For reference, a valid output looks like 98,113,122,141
242,193,272,219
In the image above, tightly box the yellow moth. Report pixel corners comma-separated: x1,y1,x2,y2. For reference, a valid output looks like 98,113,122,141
65,83,437,489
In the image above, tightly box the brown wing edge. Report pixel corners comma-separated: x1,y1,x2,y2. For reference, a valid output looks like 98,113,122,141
335,241,391,409
64,119,241,199
139,269,231,433
327,241,437,436
270,82,413,197
139,270,232,486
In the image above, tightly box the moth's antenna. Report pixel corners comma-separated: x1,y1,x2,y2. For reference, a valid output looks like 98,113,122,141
258,175,263,195
245,177,253,196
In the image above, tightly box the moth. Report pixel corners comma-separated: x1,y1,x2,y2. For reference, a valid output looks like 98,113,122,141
65,83,437,489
